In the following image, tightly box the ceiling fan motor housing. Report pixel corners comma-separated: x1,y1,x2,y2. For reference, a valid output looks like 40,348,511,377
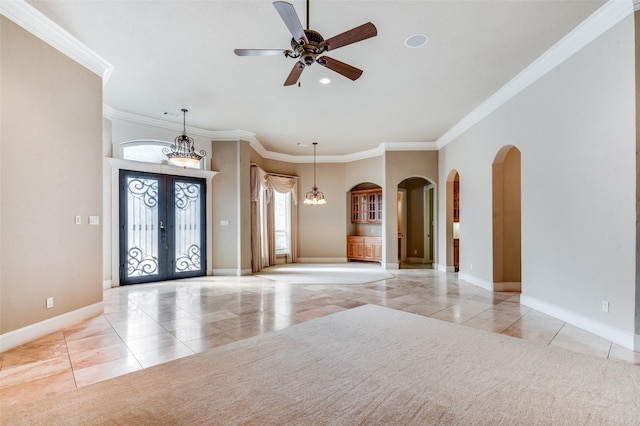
291,29,326,66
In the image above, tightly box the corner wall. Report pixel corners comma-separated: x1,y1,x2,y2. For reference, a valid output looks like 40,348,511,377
438,15,637,346
211,140,252,275
1,18,103,337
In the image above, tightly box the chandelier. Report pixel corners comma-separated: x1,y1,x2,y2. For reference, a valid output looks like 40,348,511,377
163,109,206,168
304,142,326,205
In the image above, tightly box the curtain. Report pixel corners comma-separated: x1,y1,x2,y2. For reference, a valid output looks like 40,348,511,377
250,165,298,272
250,166,265,273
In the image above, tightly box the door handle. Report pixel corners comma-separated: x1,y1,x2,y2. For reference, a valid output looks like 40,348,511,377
159,221,168,249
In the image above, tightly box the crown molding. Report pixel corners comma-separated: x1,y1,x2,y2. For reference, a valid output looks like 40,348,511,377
104,104,256,142
436,0,634,149
104,105,436,163
1,0,113,83
634,0,640,11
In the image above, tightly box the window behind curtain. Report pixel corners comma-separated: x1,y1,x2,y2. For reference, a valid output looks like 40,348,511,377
274,190,291,255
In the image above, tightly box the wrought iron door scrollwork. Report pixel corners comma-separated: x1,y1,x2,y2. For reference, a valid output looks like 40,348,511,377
174,182,200,210
127,247,158,276
127,178,158,208
175,244,201,272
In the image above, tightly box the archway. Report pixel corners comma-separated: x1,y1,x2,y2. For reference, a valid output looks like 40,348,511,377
446,170,460,272
397,177,434,268
492,146,521,291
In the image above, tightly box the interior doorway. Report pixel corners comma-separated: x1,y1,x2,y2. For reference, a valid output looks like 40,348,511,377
492,146,521,291
397,177,434,268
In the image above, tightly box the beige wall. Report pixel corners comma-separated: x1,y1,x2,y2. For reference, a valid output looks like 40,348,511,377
438,15,636,334
1,18,103,333
210,140,252,275
295,162,347,261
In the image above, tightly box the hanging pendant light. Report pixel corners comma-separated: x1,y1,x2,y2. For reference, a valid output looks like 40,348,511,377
163,109,206,168
304,142,326,205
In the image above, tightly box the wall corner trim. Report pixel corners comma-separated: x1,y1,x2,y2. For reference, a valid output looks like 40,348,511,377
0,302,104,352
435,0,634,149
521,294,636,351
0,0,113,82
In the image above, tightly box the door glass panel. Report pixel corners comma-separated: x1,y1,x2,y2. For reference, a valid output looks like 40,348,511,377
174,180,203,273
125,176,159,279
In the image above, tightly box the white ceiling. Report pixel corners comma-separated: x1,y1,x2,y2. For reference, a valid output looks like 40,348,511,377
24,0,606,157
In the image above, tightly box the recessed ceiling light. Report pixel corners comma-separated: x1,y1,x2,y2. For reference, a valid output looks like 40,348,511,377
404,34,428,48
319,77,331,85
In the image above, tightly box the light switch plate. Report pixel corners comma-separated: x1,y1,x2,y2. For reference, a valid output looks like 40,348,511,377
89,216,100,225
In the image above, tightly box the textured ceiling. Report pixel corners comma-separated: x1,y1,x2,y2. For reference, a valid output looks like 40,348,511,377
26,0,605,157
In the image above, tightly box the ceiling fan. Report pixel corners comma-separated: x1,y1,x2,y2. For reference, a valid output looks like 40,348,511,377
234,1,377,86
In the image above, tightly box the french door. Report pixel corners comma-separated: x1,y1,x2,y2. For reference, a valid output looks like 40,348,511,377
119,170,206,285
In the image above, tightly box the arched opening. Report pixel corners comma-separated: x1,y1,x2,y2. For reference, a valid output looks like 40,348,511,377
347,182,383,264
446,170,460,272
397,177,434,268
492,146,521,291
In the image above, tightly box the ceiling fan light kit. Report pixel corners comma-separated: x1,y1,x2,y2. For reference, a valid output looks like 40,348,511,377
234,1,377,86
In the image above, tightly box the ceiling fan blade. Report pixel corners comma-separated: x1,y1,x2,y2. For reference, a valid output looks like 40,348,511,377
317,56,363,81
284,62,305,86
321,22,377,51
273,1,307,43
234,49,286,57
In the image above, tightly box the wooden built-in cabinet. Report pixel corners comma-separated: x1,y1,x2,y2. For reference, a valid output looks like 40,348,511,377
351,189,382,223
347,236,382,262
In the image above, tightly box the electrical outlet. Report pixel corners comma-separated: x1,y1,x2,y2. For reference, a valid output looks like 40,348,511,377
46,297,54,309
413,250,417,255
602,300,609,313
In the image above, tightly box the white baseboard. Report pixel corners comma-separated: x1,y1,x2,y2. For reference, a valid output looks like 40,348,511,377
0,302,104,352
385,262,399,269
494,281,521,292
103,279,112,290
212,268,252,276
520,294,636,351
297,257,348,263
435,264,454,272
457,272,493,291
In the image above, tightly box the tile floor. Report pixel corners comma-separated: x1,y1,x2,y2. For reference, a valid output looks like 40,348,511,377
1,268,639,410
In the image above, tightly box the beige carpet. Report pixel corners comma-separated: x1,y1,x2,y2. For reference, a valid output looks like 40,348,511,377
255,263,394,284
4,305,639,425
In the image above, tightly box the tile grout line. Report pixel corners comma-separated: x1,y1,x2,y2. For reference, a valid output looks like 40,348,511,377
61,329,79,390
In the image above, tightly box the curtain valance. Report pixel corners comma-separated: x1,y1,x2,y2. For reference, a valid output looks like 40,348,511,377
250,165,298,205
